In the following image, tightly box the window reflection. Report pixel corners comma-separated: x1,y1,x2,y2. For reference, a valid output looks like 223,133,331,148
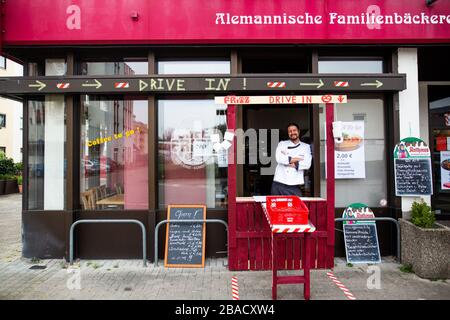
319,60,383,74
81,61,148,75
80,96,148,210
158,100,228,209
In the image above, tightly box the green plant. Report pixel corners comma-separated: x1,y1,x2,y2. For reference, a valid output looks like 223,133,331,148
14,162,23,175
346,263,353,267
399,264,414,273
411,200,435,228
0,153,15,176
30,257,41,264
16,175,23,185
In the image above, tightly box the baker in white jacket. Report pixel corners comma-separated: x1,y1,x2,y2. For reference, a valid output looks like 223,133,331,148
271,123,312,196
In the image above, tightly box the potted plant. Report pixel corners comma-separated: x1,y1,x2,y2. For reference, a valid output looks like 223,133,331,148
399,199,450,279
17,175,23,194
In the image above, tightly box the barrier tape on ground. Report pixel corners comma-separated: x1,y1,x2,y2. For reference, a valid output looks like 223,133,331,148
326,272,356,300
231,276,239,300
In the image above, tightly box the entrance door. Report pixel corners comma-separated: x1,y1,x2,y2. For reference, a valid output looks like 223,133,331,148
429,85,450,218
242,105,313,196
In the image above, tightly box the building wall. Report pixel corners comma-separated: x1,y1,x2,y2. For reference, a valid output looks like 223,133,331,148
0,58,23,163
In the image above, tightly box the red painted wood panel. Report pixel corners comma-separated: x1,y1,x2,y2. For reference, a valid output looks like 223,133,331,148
232,199,332,271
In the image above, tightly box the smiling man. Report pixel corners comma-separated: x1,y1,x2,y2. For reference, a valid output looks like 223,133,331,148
271,123,312,196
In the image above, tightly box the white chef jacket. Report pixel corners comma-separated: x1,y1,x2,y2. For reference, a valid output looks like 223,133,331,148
273,140,312,186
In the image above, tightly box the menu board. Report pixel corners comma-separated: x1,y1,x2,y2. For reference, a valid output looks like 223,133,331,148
393,137,433,196
164,205,206,268
343,224,381,264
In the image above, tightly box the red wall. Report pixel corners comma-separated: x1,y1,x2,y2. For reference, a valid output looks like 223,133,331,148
4,0,450,45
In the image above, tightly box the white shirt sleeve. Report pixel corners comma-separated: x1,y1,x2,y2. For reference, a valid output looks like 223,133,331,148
275,142,290,165
297,144,312,170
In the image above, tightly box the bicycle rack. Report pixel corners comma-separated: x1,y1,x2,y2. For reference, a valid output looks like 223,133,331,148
69,219,147,267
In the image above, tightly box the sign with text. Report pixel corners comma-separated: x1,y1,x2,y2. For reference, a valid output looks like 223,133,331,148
4,1,450,45
335,121,365,179
215,95,347,105
440,151,450,190
394,137,433,196
343,224,381,264
343,203,380,264
0,75,406,95
164,205,206,268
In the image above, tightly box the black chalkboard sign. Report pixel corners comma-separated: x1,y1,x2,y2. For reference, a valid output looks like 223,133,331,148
164,205,206,268
343,224,381,264
394,158,433,196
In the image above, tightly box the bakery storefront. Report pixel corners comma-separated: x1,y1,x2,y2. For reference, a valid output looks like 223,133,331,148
1,0,449,268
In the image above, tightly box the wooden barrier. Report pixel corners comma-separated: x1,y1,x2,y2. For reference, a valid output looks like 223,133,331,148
229,197,333,271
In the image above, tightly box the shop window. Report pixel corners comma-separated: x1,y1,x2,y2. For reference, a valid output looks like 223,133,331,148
156,60,230,209
80,96,148,210
0,113,5,128
81,61,148,75
319,98,387,207
158,99,228,209
319,58,383,74
0,56,6,69
157,61,230,74
28,98,66,210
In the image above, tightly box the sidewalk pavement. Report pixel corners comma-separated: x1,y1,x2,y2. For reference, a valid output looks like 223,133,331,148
1,194,449,300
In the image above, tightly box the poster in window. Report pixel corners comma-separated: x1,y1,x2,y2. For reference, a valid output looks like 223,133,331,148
334,121,366,179
440,151,450,190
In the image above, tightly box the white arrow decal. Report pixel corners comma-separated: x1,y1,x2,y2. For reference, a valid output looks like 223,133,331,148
28,80,46,91
82,79,102,89
299,79,324,89
361,80,383,88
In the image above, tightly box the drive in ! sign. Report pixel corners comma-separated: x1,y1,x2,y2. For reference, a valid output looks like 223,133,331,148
2,0,450,45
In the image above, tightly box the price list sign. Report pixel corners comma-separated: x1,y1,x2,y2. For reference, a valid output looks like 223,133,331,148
164,205,206,268
394,137,433,196
335,121,366,179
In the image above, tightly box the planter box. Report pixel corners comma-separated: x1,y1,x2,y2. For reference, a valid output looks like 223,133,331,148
0,180,5,195
4,180,18,194
400,218,450,279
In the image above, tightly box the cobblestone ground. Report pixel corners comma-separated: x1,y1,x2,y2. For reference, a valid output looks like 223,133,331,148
1,194,449,300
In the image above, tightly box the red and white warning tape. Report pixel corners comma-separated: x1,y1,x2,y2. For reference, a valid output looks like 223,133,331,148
114,82,130,89
272,227,313,233
231,276,239,300
326,272,356,300
56,83,70,89
266,81,286,88
334,81,349,87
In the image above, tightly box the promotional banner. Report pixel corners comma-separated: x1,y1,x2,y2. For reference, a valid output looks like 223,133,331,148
393,137,433,196
335,121,366,179
440,151,450,190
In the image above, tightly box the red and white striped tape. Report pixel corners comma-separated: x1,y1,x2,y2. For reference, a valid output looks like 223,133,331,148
231,276,239,300
326,272,356,300
272,227,313,233
114,82,130,89
56,83,70,89
334,81,349,87
266,81,286,88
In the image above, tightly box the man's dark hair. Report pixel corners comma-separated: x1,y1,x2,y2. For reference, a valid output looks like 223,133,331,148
287,122,300,131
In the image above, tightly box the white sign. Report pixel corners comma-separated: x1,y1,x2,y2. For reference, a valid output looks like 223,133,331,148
335,121,365,179
215,95,347,105
440,151,450,190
